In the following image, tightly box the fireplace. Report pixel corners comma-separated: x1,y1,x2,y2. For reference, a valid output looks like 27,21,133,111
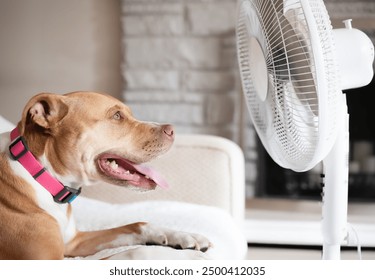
256,77,375,202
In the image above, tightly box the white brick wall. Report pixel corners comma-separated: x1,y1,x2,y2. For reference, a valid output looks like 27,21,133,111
121,0,375,198
121,0,259,197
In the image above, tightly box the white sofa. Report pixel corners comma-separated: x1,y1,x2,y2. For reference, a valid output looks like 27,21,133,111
0,115,248,259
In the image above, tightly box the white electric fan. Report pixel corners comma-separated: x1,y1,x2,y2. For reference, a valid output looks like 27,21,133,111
236,0,374,259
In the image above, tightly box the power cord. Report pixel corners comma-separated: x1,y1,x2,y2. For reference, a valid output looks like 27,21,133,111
347,223,362,260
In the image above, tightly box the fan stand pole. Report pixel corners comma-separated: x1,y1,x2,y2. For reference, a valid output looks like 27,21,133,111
321,97,350,260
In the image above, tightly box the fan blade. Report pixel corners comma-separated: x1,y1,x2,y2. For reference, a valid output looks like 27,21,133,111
281,10,317,115
261,0,317,115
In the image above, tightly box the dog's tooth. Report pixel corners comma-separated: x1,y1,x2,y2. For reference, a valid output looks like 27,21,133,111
145,176,150,179
109,160,118,170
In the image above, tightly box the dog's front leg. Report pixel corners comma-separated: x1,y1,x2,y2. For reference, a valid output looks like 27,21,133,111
64,222,211,258
64,222,167,257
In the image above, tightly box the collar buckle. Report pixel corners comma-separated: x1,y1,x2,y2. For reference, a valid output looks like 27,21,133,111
9,135,29,161
54,186,82,204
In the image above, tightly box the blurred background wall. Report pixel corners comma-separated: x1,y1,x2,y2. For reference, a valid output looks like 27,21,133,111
0,0,122,123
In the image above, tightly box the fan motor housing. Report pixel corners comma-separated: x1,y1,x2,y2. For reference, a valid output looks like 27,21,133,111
333,25,375,90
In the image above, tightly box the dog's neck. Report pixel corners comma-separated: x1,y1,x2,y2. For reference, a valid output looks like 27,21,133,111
9,127,81,204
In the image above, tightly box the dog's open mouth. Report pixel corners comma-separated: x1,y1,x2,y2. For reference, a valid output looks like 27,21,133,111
97,154,169,190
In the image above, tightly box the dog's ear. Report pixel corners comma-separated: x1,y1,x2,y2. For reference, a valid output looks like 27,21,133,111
22,93,68,131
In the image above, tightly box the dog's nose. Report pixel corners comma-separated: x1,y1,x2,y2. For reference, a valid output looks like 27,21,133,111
162,124,174,140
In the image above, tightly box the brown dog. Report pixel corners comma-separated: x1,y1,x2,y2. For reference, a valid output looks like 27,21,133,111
0,91,210,259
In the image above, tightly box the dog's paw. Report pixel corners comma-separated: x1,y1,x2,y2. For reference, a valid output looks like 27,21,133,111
140,224,212,252
164,230,212,252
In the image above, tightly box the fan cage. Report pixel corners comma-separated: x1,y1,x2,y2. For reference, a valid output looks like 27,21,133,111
236,0,341,171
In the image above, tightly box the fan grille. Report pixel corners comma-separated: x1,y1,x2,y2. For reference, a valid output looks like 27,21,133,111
236,0,340,171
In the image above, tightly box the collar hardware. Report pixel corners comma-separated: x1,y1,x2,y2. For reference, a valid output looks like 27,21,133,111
9,135,29,161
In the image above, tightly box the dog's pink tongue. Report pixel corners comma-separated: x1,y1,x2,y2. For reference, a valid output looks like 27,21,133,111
132,163,169,189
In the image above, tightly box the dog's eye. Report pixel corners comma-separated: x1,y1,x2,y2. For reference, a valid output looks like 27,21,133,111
113,111,122,120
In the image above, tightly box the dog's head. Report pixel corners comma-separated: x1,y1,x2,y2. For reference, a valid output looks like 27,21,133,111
18,91,174,190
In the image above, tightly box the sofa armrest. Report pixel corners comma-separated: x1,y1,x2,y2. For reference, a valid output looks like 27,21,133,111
82,134,246,223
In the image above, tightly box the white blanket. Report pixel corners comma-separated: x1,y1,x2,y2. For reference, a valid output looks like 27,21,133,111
71,197,248,260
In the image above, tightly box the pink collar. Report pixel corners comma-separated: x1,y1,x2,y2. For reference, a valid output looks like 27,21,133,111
9,128,81,204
